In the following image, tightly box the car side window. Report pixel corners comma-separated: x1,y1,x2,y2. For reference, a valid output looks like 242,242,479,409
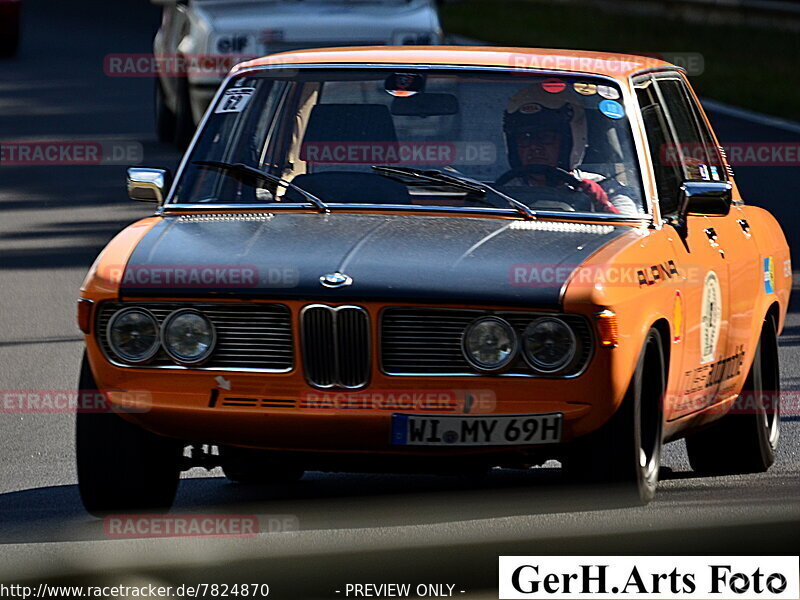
635,74,727,218
656,77,727,183
673,76,729,183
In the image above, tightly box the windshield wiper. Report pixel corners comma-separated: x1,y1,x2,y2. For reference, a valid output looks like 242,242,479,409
193,160,329,214
371,165,535,220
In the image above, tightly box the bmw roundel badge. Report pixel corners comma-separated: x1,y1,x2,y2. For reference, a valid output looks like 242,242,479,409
320,272,353,288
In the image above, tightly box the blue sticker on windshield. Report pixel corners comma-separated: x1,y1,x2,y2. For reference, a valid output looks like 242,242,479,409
599,99,625,120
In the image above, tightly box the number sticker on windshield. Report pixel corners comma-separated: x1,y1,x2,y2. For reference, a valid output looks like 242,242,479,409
215,88,255,114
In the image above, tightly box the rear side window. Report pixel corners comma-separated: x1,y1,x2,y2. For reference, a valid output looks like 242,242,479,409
635,74,726,217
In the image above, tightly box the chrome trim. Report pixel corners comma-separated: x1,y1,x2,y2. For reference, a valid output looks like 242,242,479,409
460,316,520,374
128,168,169,204
300,304,371,390
379,306,594,379
628,68,709,228
102,363,293,374
160,308,217,366
176,212,274,222
162,62,653,224
162,203,650,223
520,317,578,374
629,65,688,78
105,307,161,365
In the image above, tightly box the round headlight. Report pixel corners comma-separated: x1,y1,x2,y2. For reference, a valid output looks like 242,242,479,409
522,317,576,373
461,317,518,373
106,308,160,364
161,309,216,365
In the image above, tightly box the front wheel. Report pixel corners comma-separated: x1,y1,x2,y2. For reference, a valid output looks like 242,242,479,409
564,328,665,504
686,315,780,475
76,353,183,516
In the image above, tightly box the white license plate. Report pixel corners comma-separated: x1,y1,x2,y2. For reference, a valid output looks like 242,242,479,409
391,413,562,447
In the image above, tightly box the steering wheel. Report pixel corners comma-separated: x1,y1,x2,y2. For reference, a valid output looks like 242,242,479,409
495,164,580,187
495,164,596,212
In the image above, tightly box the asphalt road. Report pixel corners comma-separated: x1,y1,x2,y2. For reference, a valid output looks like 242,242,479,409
0,1,798,596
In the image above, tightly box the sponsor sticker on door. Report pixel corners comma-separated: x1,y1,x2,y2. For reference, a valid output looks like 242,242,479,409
700,270,722,364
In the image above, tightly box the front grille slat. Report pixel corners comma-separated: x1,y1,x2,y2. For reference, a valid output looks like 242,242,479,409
302,305,370,389
97,302,293,372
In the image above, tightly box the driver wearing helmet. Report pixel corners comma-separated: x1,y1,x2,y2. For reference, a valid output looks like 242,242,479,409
500,84,639,216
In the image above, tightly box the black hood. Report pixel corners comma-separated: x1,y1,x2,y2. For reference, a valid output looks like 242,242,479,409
121,213,630,308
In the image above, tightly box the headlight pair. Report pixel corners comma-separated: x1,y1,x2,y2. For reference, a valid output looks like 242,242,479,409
461,316,576,374
106,308,216,366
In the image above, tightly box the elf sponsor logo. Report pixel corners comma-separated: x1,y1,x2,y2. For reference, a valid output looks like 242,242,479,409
499,556,798,599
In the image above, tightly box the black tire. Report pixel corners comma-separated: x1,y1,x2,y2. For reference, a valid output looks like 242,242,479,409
173,71,196,150
564,328,665,504
75,353,183,516
686,315,779,475
220,447,304,484
155,78,177,144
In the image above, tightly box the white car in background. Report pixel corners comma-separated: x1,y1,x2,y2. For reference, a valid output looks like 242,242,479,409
152,0,444,146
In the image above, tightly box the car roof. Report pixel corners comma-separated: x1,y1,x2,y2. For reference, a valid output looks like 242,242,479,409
235,46,678,82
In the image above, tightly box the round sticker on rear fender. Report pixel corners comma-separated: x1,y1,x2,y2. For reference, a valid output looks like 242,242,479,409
701,271,722,364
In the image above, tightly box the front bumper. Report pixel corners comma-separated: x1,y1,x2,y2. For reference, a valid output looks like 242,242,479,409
88,344,623,457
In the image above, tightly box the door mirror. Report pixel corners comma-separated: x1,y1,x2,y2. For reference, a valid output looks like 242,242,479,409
678,181,732,217
127,168,171,203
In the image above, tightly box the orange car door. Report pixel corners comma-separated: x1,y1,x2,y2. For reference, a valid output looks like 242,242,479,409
678,75,764,401
634,73,731,419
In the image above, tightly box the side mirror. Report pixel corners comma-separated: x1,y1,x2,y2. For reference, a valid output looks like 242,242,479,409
678,181,732,218
127,168,171,203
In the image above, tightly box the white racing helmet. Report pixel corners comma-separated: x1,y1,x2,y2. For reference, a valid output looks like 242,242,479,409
503,82,588,171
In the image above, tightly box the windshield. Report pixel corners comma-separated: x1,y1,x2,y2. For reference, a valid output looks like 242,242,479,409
173,68,646,217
